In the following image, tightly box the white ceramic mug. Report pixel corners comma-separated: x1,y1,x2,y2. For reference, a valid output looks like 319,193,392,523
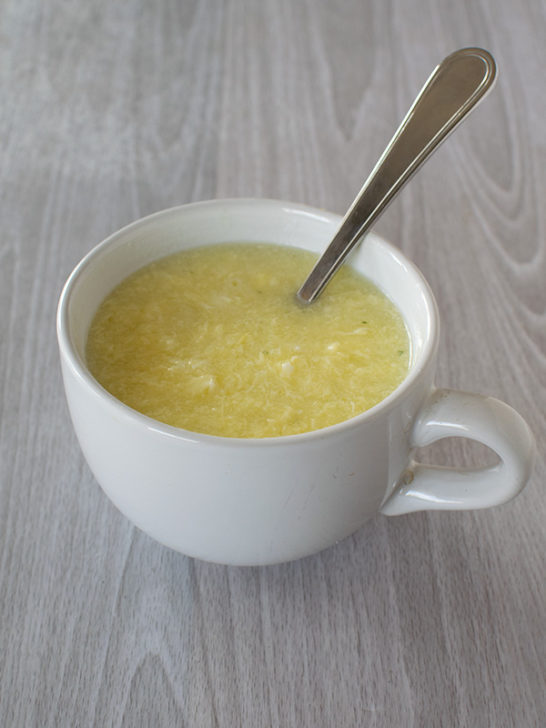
57,199,535,565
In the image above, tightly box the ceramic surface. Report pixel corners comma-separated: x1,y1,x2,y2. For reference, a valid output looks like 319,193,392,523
56,200,535,565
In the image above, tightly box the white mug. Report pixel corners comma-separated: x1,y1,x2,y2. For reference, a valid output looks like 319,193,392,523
57,199,535,565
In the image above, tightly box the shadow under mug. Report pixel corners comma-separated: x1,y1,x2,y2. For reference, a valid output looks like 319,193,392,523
57,199,535,565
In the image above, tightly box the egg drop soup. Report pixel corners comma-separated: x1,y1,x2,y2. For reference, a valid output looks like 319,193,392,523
86,243,410,438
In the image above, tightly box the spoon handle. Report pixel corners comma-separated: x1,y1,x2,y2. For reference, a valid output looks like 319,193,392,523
297,47,497,304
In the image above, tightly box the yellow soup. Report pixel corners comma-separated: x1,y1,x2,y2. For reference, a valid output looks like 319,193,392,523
86,243,410,437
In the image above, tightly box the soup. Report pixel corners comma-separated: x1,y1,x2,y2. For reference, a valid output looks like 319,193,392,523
86,243,409,437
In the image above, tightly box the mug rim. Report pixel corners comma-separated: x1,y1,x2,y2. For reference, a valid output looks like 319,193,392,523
57,198,440,446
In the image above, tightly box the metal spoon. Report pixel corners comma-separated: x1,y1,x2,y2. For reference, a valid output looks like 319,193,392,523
296,47,497,304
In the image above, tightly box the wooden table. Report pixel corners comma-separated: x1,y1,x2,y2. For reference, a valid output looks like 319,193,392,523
2,1,544,725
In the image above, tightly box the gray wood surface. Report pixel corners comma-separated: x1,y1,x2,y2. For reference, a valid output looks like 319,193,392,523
1,1,545,726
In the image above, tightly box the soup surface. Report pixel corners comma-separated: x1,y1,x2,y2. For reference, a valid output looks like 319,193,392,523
86,243,409,437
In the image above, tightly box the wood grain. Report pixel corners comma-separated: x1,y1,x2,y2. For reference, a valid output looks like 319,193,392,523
1,0,545,726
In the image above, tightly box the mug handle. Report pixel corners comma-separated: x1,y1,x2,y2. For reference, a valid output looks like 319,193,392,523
381,388,535,515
